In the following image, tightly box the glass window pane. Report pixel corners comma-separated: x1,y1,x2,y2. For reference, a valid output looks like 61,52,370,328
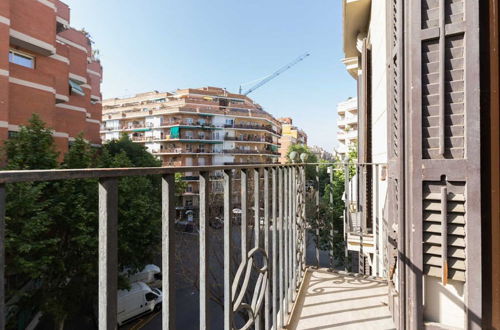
9,52,34,68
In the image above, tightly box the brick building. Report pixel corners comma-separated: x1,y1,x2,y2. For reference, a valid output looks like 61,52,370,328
0,0,103,154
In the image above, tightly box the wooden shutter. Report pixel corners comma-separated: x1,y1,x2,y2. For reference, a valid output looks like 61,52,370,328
386,0,405,328
407,0,481,328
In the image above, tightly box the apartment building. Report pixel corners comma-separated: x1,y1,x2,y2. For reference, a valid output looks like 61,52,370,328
0,0,103,153
309,145,333,161
277,117,307,163
102,87,281,211
336,97,357,155
102,87,281,166
343,0,500,328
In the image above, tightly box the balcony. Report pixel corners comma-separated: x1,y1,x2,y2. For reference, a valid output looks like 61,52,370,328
224,136,275,144
223,149,280,156
0,162,395,329
224,123,280,135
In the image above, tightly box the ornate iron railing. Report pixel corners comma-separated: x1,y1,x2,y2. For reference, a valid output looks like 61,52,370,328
0,163,308,330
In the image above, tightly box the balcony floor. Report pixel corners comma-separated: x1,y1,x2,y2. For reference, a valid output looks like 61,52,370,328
288,269,395,330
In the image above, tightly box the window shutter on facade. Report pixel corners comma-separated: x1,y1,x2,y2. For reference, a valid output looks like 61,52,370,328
407,0,481,328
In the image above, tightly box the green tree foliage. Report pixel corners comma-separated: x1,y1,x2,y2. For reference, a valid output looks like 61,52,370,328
2,117,166,328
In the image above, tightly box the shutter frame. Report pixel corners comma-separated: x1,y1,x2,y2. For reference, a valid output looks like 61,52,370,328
407,0,482,328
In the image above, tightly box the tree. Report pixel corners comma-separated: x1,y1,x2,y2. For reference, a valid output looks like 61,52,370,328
285,144,318,181
2,118,169,329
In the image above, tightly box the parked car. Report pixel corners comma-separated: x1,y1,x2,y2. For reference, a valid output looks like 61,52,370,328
117,282,162,326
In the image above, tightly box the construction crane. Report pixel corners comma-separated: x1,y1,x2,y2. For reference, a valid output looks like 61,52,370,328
239,52,310,96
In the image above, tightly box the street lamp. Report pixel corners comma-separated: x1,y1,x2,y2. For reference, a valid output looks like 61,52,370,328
300,153,308,163
289,151,298,163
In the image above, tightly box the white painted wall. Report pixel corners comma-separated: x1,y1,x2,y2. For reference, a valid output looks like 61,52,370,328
368,0,389,277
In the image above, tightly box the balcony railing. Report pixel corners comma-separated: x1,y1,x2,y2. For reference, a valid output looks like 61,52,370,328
0,164,309,329
224,124,280,135
0,162,387,329
224,136,275,144
223,149,280,156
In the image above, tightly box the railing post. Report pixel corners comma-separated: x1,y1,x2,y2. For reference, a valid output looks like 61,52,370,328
199,171,209,329
278,167,284,329
253,168,261,330
329,166,334,270
162,174,176,330
223,170,233,330
271,168,278,330
283,167,289,316
344,162,350,272
98,178,118,330
291,167,297,299
301,166,306,273
0,184,5,330
315,165,320,268
288,167,293,307
263,168,270,330
375,165,380,277
359,164,364,274
241,169,248,259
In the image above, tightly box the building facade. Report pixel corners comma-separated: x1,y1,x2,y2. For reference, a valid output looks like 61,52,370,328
336,97,357,155
102,87,281,167
0,0,103,153
277,117,307,163
343,0,500,328
102,87,281,213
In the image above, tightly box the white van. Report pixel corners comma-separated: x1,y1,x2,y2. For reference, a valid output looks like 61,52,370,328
117,282,162,325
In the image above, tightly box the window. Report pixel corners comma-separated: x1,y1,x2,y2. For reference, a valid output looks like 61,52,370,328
8,131,18,139
185,118,193,124
9,50,35,68
69,80,85,96
225,119,234,126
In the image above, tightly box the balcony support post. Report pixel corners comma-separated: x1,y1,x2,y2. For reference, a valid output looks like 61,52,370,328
162,174,176,330
98,178,118,330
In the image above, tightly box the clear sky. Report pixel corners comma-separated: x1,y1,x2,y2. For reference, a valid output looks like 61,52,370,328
64,0,356,152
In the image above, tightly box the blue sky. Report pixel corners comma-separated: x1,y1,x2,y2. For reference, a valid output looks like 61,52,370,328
65,0,356,151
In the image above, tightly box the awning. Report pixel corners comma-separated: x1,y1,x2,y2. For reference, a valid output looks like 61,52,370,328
170,126,180,138
69,80,85,96
133,128,151,132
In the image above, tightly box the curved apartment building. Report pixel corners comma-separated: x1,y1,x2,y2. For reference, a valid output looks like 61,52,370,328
102,87,282,166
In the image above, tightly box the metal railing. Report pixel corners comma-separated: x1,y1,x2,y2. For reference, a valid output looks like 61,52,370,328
0,163,307,330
